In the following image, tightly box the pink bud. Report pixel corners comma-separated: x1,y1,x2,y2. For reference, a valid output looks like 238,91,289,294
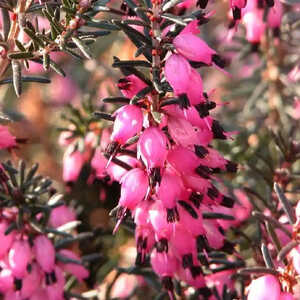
21,263,42,298
151,250,178,278
8,239,32,278
243,11,266,43
118,75,147,98
0,221,15,258
91,148,107,179
58,249,89,280
173,33,216,65
247,275,281,300
149,201,173,240
138,127,168,170
33,235,55,273
63,150,84,182
164,54,191,94
111,105,143,144
0,268,14,293
49,205,76,228
0,126,16,149
167,146,200,174
267,0,282,29
157,172,183,209
119,168,148,210
46,266,65,300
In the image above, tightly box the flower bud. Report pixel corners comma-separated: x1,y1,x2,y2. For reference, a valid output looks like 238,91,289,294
111,105,143,144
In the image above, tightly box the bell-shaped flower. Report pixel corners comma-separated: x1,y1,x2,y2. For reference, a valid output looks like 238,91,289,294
164,54,191,94
0,126,16,150
111,105,143,144
33,235,55,273
21,263,42,299
157,172,183,212
151,250,179,278
137,127,168,170
8,239,32,278
173,32,216,65
243,10,266,44
49,205,76,228
0,221,15,258
58,249,89,280
62,150,84,182
247,275,281,300
119,168,148,210
118,75,147,99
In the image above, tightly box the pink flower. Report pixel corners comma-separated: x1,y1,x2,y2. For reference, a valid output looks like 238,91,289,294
8,239,32,278
33,235,55,273
118,75,147,98
63,150,85,182
137,127,168,171
164,54,191,94
243,10,266,44
247,275,281,300
119,168,148,210
0,221,15,258
49,205,76,228
0,126,16,149
173,33,216,65
111,105,144,144
58,249,89,280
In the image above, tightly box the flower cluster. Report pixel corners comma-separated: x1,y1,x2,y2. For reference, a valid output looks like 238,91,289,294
0,162,89,299
100,2,253,294
229,0,283,44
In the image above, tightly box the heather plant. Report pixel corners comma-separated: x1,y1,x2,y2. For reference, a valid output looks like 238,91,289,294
0,0,299,299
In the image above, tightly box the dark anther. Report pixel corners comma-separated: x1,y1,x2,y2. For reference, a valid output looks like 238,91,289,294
135,252,143,266
197,235,210,252
265,0,274,7
189,192,203,208
14,278,22,291
156,238,168,253
197,0,209,9
167,207,179,223
194,145,209,158
219,240,235,254
150,167,162,186
182,253,193,269
221,195,235,208
232,7,241,20
251,42,260,52
212,54,227,69
162,276,174,291
211,120,227,139
273,27,280,37
198,287,213,298
207,186,219,200
258,0,265,8
195,165,211,179
226,161,238,173
218,226,225,236
178,200,198,219
228,20,236,29
190,265,203,278
50,270,57,284
45,273,51,285
178,93,190,109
